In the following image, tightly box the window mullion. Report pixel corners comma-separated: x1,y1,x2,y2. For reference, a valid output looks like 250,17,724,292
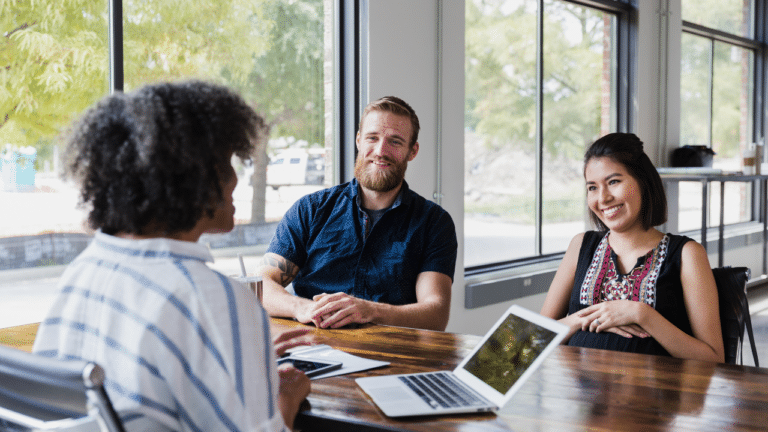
708,39,714,147
535,0,545,257
109,0,123,93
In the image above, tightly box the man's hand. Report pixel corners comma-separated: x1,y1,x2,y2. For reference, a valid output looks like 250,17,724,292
309,292,376,329
272,327,312,357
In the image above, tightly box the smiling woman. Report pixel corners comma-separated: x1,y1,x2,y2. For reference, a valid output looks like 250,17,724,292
540,133,725,364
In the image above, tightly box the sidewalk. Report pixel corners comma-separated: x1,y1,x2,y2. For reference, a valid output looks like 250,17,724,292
0,245,269,329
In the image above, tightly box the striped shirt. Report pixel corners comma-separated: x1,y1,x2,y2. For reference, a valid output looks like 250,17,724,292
33,232,289,432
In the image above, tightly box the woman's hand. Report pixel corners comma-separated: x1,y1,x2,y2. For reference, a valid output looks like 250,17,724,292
277,363,311,429
273,327,312,357
578,300,650,338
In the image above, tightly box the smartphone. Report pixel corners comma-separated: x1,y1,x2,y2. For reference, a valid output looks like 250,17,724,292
277,356,343,377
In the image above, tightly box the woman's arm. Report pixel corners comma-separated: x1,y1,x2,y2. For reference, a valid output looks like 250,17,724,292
662,241,724,361
541,233,587,340
582,241,725,362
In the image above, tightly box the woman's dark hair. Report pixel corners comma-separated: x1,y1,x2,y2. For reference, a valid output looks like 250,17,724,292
64,80,263,236
584,133,667,231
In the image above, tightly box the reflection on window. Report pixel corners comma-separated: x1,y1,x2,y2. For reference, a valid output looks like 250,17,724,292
465,0,616,268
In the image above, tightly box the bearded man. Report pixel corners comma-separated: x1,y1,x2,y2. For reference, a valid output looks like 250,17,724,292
259,96,457,331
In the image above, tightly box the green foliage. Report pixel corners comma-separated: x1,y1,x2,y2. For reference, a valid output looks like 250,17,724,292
465,0,606,160
239,0,325,144
465,194,583,224
1,0,108,153
680,29,753,160
3,0,326,187
681,0,750,37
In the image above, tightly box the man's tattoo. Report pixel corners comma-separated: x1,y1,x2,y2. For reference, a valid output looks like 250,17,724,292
262,255,299,287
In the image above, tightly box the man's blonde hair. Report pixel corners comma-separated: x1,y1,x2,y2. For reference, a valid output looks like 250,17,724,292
359,96,420,147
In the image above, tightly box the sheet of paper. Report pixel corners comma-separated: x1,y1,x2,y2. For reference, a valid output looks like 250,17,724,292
284,344,389,379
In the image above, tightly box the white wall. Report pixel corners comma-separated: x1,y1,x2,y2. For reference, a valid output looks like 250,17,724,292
635,0,682,165
367,0,545,335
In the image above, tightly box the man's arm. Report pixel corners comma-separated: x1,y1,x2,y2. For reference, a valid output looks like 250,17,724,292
259,252,322,326
310,271,452,331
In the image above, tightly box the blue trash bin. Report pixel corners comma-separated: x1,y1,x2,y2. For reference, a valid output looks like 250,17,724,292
1,148,36,192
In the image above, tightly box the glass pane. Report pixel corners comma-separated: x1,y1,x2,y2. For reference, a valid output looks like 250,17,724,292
700,183,752,226
680,33,711,147
677,182,704,232
0,0,334,328
1,1,109,327
465,0,538,267
465,0,614,266
677,182,751,232
124,0,331,230
712,42,753,173
541,0,613,254
682,0,753,38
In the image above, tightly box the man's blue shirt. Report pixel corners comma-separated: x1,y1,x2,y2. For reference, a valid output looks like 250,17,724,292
267,179,457,305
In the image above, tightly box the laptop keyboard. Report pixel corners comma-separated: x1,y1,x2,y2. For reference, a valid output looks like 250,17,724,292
398,372,487,409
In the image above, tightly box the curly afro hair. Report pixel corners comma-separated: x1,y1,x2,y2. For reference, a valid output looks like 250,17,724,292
64,80,263,236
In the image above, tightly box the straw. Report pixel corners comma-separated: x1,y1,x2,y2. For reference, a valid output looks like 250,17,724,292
238,254,247,277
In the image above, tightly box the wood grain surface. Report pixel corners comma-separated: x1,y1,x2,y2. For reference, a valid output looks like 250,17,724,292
270,318,768,432
3,319,767,431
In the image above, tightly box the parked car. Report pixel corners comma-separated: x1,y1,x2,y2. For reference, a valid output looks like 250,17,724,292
266,149,325,189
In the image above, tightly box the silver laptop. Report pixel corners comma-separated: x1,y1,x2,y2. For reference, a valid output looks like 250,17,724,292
356,305,568,417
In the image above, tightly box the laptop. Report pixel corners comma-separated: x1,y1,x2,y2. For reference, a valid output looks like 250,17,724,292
355,305,568,417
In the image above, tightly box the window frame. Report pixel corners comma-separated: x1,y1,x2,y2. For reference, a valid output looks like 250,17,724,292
464,0,635,275
678,1,768,235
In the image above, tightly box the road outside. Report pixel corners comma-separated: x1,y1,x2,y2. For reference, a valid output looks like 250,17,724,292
0,170,322,328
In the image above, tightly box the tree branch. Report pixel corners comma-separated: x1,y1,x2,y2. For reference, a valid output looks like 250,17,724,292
5,21,37,39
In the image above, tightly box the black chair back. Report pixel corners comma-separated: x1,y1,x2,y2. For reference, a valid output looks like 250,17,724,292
0,345,125,432
712,266,759,366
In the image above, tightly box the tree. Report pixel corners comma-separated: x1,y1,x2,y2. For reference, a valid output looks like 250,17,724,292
234,0,325,223
465,0,609,223
466,0,606,160
1,0,108,154
3,0,327,225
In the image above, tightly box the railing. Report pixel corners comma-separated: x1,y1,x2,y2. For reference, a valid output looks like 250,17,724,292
660,173,768,274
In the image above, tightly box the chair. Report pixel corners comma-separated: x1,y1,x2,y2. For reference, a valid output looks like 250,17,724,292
0,345,125,432
712,266,759,367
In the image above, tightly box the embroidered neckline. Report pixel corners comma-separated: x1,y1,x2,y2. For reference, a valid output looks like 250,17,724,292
579,232,670,307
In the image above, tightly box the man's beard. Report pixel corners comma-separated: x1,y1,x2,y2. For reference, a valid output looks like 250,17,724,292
354,152,409,192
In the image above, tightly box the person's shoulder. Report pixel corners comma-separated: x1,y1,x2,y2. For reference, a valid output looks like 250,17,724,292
676,235,706,256
401,184,447,214
665,232,699,253
579,230,604,245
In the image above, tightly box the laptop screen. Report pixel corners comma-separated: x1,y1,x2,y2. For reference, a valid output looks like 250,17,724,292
461,313,558,394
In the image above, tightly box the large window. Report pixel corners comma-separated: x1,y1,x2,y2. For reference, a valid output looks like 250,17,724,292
679,0,759,230
1,0,334,327
465,0,625,269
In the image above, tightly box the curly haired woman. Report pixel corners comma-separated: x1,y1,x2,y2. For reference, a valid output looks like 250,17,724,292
33,81,310,431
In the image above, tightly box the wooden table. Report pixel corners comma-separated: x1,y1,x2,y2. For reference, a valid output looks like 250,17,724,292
268,318,768,432
3,319,768,431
